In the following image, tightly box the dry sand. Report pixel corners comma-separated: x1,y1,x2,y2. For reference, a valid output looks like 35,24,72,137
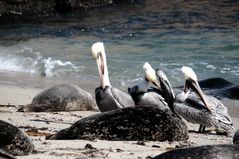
0,83,238,159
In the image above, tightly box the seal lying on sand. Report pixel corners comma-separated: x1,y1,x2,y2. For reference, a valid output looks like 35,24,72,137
20,84,98,112
47,106,188,141
0,149,16,159
176,77,239,100
152,144,239,159
0,120,34,156
208,85,239,100
176,77,233,90
233,129,239,144
197,77,233,89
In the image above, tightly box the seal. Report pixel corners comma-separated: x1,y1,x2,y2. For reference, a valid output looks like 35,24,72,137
0,149,16,159
176,77,239,100
20,84,98,112
152,144,239,159
208,84,239,100
0,120,34,156
233,129,239,144
176,77,233,90
47,106,188,141
198,77,233,89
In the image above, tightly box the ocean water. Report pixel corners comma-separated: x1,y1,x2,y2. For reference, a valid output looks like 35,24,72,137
0,1,238,89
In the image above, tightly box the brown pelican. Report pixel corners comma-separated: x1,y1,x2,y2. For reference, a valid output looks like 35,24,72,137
150,66,234,133
132,62,180,117
174,66,234,132
91,42,135,112
128,62,170,112
152,144,239,159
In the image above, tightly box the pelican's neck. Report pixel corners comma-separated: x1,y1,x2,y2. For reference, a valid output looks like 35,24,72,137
176,90,190,102
138,78,150,92
101,50,111,88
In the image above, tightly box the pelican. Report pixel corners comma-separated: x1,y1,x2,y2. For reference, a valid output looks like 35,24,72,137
174,66,234,132
149,66,234,133
91,42,135,112
128,62,169,112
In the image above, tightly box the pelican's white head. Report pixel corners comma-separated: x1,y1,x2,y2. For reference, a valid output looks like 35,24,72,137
91,42,105,59
143,62,157,83
181,66,197,81
181,66,211,112
91,42,111,89
143,62,162,91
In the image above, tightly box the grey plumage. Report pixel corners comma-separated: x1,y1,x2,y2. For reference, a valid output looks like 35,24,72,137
128,62,173,113
128,83,169,111
147,66,234,132
174,93,234,131
173,66,234,132
96,86,135,112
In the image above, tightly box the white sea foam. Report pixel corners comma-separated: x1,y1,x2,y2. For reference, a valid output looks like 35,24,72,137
42,57,82,77
0,47,84,77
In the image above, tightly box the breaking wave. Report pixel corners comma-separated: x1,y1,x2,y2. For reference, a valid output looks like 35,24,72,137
0,47,84,77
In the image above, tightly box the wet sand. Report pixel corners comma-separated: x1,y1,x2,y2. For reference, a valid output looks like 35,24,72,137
0,82,238,159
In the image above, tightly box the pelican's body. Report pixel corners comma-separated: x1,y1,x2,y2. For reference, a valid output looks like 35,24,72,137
95,86,135,112
91,42,134,112
173,67,234,132
133,62,180,117
128,62,170,111
129,86,169,111
174,93,233,131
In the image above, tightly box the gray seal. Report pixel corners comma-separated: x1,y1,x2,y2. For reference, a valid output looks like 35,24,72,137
0,120,34,156
47,106,188,141
20,84,98,112
233,129,239,144
0,149,16,159
152,144,239,159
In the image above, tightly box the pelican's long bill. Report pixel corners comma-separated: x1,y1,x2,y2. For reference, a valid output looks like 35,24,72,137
181,66,211,112
91,42,111,89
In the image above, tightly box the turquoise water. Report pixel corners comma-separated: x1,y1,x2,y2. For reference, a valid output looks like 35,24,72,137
0,1,238,88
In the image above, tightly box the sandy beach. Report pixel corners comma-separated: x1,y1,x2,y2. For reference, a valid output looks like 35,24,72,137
0,82,238,159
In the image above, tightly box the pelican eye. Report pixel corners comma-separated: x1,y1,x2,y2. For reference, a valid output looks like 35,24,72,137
97,52,101,58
